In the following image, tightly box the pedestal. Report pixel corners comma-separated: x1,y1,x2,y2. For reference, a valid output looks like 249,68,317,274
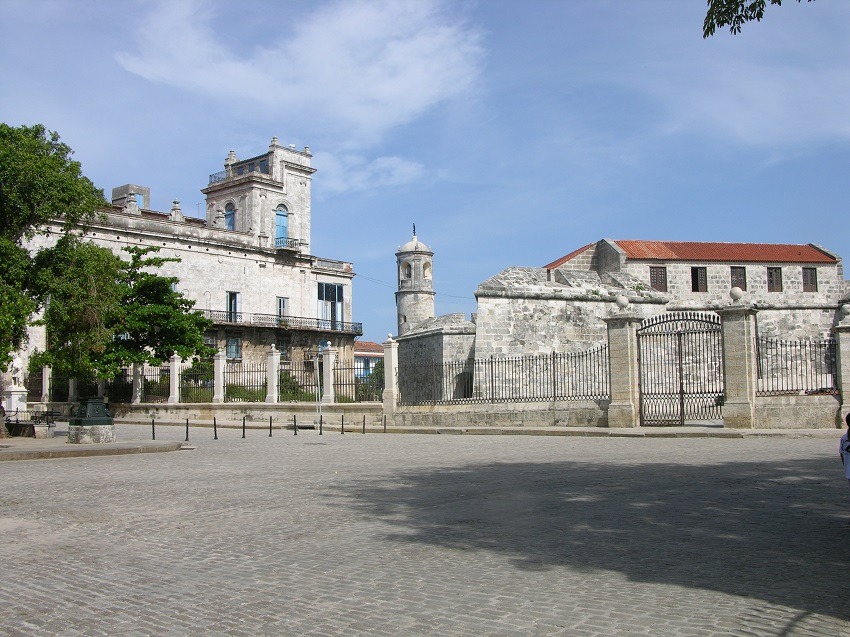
68,397,115,444
3,386,28,413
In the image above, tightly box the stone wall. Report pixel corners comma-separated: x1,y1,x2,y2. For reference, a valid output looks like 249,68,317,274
754,394,841,429
390,400,609,428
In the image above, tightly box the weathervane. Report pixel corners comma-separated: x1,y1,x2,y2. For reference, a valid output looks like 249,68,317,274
413,223,416,236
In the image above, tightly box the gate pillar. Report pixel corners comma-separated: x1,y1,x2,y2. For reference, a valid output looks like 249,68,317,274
834,305,850,427
717,304,758,429
604,311,642,428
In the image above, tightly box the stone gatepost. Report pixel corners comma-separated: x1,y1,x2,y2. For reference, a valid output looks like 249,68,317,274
604,304,642,428
131,363,142,404
834,304,850,427
266,345,280,404
382,337,398,419
68,378,78,403
168,352,181,404
213,349,226,404
321,346,337,404
716,303,759,429
41,366,51,403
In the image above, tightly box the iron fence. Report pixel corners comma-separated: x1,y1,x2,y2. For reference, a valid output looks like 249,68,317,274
333,364,384,403
179,359,214,403
399,346,609,405
279,361,319,402
105,369,133,403
141,366,170,403
223,362,267,402
49,373,69,402
756,337,837,396
26,373,43,402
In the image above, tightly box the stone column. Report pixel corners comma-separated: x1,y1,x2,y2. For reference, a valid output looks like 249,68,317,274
68,378,78,403
604,307,642,428
717,304,759,429
834,304,850,427
265,345,281,404
131,363,142,404
321,347,337,404
382,337,398,418
213,350,226,404
41,366,51,403
167,353,181,404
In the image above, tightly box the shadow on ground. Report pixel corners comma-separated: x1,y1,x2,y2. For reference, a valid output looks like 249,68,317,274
340,457,849,622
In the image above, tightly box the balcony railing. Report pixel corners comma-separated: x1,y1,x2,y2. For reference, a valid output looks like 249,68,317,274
199,309,363,335
275,236,300,250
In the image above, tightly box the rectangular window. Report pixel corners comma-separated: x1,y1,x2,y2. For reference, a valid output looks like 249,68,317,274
802,267,818,292
225,335,242,360
318,283,344,329
691,267,707,293
649,266,667,292
226,291,241,322
767,267,783,292
203,332,217,348
276,296,288,318
730,266,747,291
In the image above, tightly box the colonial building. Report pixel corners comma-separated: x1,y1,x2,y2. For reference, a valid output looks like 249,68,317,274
24,137,361,369
395,236,850,366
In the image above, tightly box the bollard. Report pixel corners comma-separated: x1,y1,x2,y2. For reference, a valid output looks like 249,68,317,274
383,414,386,433
362,415,366,434
151,417,155,441
293,413,298,435
214,416,218,440
185,418,189,442
319,415,323,436
242,415,246,439
341,414,344,434
269,415,273,437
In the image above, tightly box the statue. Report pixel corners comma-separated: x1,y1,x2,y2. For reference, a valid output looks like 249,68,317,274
9,353,23,388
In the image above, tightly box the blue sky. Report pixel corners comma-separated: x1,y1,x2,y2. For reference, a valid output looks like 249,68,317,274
2,0,848,344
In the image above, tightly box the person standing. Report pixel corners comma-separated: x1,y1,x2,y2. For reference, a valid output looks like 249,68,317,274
841,414,850,524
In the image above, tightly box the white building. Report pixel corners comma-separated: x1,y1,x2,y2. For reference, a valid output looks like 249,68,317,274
24,137,361,369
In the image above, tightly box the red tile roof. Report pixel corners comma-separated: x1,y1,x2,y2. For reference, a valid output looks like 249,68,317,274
615,240,836,263
543,243,594,270
354,341,384,355
545,240,836,268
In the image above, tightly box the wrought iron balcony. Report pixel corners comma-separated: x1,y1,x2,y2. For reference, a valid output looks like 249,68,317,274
199,309,362,335
275,236,300,250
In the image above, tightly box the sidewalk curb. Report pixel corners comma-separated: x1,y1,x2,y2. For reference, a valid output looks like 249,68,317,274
0,440,183,462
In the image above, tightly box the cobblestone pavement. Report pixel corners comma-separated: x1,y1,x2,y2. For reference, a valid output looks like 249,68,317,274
2,424,849,636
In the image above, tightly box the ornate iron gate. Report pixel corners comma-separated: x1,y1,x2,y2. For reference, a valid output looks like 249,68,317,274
637,312,724,426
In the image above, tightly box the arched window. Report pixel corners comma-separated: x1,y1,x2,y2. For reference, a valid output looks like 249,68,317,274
224,202,236,231
275,205,288,247
402,262,412,279
423,262,432,280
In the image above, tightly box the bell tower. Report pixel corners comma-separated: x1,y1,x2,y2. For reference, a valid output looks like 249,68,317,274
395,228,435,336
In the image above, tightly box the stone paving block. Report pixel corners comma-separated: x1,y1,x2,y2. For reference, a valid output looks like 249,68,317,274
1,424,849,635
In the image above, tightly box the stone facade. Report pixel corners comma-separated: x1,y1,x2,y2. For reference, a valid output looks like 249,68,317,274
21,137,360,377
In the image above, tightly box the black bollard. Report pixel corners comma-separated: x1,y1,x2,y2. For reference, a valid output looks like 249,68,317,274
269,415,273,437
341,414,344,434
293,413,298,435
151,417,155,441
383,414,386,433
242,415,246,439
213,416,218,440
319,415,323,435
362,414,366,434
185,418,189,442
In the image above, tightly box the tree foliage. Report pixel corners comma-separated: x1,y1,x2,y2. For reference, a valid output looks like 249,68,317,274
0,124,105,243
0,123,106,371
30,239,213,381
704,0,814,38
30,236,125,381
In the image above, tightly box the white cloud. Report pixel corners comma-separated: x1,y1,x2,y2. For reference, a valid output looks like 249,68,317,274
116,0,484,146
314,152,425,193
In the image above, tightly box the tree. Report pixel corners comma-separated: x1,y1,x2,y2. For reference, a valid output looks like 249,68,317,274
30,236,125,382
703,0,814,38
0,123,106,370
106,245,213,368
30,239,213,383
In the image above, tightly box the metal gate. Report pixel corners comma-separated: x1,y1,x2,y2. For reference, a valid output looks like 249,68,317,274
637,312,724,426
